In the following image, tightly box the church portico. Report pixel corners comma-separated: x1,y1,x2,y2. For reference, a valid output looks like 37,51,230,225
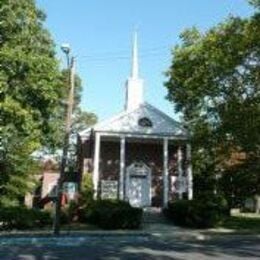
78,33,193,208
86,132,192,207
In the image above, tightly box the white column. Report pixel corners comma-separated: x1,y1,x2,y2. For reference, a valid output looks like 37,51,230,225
186,143,193,200
163,138,169,207
119,136,125,200
93,133,101,199
177,146,183,199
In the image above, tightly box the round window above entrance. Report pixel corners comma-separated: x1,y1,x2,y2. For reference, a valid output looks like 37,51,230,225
138,117,153,128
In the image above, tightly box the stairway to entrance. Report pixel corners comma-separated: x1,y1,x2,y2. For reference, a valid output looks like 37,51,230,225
142,207,179,233
142,207,169,224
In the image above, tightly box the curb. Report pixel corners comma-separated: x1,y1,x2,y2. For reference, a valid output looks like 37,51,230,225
0,230,150,239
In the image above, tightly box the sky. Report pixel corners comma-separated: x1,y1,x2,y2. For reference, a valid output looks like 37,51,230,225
37,0,253,121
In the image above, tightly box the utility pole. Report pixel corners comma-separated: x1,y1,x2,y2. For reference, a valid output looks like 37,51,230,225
53,46,76,235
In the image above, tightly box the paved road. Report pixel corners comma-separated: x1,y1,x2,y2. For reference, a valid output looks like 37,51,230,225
0,235,259,260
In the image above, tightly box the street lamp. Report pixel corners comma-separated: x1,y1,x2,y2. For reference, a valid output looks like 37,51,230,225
61,43,70,54
61,43,71,68
53,43,76,235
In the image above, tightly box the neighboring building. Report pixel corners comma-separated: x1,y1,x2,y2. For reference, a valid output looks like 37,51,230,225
78,33,193,208
25,157,79,209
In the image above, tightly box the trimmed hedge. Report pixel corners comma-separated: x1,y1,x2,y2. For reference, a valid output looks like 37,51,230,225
0,206,52,230
164,195,229,228
83,200,143,229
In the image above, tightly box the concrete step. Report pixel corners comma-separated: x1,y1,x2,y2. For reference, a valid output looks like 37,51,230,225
142,207,168,224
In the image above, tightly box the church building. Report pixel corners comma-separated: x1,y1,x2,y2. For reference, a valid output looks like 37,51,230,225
78,34,193,208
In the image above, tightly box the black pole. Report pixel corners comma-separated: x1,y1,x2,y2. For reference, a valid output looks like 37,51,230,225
53,56,75,235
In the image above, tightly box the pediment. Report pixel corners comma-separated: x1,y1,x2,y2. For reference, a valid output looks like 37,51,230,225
80,103,188,138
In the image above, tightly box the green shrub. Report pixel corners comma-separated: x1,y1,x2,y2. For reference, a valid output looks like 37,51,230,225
44,203,77,225
0,206,52,230
59,201,79,224
164,195,229,228
83,199,143,229
33,209,52,227
78,173,94,222
79,173,94,208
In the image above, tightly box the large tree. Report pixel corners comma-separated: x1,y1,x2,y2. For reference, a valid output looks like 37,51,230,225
0,0,63,205
165,1,260,207
0,1,98,206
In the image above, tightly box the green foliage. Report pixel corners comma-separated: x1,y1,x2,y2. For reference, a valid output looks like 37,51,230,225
0,134,40,206
164,196,229,228
78,173,94,222
79,173,94,209
165,3,260,200
66,110,97,172
248,0,260,8
220,157,260,208
72,108,97,134
222,214,260,232
83,200,143,230
61,201,79,224
0,206,52,230
0,0,97,205
60,69,82,109
51,69,88,148
0,0,63,204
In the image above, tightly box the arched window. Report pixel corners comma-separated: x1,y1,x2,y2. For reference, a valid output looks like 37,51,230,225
138,117,153,128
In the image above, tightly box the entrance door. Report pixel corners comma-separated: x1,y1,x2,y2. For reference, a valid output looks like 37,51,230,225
126,162,151,207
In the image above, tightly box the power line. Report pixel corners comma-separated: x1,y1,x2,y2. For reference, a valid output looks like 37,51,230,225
77,45,172,62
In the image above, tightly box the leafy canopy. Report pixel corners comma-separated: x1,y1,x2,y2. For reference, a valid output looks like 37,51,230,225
165,2,260,203
0,0,61,205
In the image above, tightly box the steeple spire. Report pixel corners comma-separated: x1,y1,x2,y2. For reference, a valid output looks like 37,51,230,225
125,31,144,111
131,31,139,79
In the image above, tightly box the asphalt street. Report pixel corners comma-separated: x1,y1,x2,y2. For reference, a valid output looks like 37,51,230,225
0,234,259,260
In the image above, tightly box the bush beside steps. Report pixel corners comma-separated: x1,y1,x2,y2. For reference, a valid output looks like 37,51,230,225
164,195,229,228
0,206,52,230
81,199,143,230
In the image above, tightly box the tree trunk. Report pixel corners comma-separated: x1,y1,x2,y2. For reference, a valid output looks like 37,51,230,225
255,195,260,214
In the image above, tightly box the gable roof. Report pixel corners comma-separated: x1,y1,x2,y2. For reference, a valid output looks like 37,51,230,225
79,102,188,139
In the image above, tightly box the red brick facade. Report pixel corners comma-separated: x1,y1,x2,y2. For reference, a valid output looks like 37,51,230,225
78,137,187,207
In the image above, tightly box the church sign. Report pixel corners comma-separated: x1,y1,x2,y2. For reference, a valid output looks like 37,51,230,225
101,180,118,200
171,176,188,194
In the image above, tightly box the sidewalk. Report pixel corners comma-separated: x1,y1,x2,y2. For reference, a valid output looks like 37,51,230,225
0,222,259,242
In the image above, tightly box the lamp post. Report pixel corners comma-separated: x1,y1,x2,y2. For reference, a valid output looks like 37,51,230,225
53,44,76,235
61,43,71,68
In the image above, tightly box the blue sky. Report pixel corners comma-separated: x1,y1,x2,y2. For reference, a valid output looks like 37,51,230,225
37,0,253,121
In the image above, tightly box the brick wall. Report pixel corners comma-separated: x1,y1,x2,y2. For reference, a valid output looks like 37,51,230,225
79,137,186,207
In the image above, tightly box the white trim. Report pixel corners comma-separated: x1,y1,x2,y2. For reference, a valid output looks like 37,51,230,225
79,108,128,137
177,146,183,199
95,131,188,140
78,129,92,138
79,109,128,137
186,143,193,200
119,136,125,200
163,138,169,207
93,133,101,199
79,102,189,138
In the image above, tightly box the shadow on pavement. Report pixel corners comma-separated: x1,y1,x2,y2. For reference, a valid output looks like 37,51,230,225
0,235,259,259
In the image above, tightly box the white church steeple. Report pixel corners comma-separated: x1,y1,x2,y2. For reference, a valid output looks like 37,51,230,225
125,32,144,111
131,32,139,79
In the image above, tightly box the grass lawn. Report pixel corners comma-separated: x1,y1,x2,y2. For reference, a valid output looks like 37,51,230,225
220,213,260,233
61,222,99,231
